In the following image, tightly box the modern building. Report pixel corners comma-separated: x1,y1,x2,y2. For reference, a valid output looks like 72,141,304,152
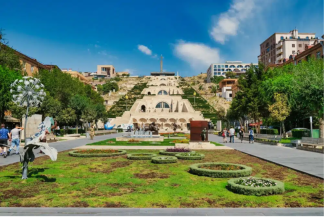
259,29,317,65
218,79,238,101
281,36,324,66
206,61,257,83
97,65,116,78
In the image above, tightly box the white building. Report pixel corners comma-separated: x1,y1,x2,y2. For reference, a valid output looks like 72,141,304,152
206,61,257,83
259,29,317,65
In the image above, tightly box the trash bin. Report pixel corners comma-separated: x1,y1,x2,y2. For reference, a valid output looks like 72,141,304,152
312,129,320,138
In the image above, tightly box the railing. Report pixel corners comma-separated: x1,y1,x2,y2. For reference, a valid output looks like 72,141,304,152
276,48,283,55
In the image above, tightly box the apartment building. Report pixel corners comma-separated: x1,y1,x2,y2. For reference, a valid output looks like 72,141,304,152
97,65,116,78
259,29,317,65
206,61,257,83
218,79,238,101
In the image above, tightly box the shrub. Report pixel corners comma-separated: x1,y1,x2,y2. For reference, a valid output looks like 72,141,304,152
160,149,193,156
260,129,279,135
151,156,178,164
189,163,252,178
292,129,311,138
69,150,126,157
116,128,123,132
127,153,157,160
175,152,204,160
227,177,285,196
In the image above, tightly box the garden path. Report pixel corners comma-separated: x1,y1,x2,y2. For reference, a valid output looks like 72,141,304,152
209,134,324,179
74,145,233,150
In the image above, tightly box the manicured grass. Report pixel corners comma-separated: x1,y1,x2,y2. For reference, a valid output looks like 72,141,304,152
279,137,299,144
161,133,189,138
0,150,323,208
87,138,175,146
210,141,224,146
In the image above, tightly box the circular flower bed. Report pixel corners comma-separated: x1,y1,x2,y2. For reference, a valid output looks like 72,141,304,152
151,156,178,164
159,148,193,156
127,153,157,160
189,163,252,178
69,149,126,157
227,177,285,196
175,152,204,160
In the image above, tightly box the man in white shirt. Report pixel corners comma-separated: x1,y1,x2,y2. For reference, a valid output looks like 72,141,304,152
8,124,24,156
229,126,235,143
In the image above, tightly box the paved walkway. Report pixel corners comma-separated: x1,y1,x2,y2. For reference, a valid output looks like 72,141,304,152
209,134,324,178
0,133,123,167
0,207,323,216
75,145,233,150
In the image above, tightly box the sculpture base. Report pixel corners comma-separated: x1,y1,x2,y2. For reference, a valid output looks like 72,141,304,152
175,142,215,149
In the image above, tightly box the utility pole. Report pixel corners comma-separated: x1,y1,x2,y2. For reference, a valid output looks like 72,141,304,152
310,116,313,138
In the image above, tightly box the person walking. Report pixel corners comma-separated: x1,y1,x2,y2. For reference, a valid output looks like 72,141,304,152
90,124,95,140
7,124,24,156
249,128,254,143
222,127,227,143
229,126,235,143
239,127,244,143
0,124,10,158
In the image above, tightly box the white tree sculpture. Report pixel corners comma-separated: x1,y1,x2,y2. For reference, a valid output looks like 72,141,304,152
10,76,46,141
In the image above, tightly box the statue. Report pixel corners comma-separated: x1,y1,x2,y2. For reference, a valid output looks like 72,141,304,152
172,122,177,135
144,122,159,135
20,117,58,179
201,128,207,141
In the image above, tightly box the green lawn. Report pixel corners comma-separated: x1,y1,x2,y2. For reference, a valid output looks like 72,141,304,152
161,133,189,138
0,150,322,208
279,137,300,144
210,141,224,146
87,138,175,146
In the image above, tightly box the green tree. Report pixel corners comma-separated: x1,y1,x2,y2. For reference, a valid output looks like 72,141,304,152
226,71,236,78
0,30,21,70
102,82,119,94
93,104,107,130
7,102,38,125
57,108,77,127
210,76,224,84
38,95,62,119
81,104,97,132
268,93,291,137
69,95,89,133
0,65,22,122
210,85,217,93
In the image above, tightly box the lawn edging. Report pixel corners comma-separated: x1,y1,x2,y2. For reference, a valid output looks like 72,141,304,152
151,156,178,164
159,150,195,156
69,150,127,157
127,153,157,160
227,177,285,196
175,153,205,160
189,162,252,178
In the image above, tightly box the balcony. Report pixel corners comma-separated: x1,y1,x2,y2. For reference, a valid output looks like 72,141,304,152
276,48,283,55
276,42,283,48
276,55,284,61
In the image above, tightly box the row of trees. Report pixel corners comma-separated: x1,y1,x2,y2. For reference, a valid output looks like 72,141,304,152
0,31,108,133
227,58,324,137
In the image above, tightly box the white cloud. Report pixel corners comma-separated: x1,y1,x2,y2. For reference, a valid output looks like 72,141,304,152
98,51,107,56
174,40,222,70
95,44,100,48
123,68,136,75
151,54,158,59
210,0,256,44
138,45,152,55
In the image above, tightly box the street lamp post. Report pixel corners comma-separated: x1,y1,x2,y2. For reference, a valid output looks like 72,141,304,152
125,95,128,110
193,92,196,106
10,77,45,143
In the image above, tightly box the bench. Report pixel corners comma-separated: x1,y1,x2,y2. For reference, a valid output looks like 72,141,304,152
46,133,57,142
300,137,324,149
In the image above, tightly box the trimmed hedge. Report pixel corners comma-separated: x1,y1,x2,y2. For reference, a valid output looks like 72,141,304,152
189,163,252,178
159,150,195,156
292,129,311,138
69,150,126,157
175,153,205,160
227,177,285,196
260,129,279,135
151,156,178,164
127,153,157,160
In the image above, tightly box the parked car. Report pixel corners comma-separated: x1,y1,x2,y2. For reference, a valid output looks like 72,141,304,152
286,128,308,137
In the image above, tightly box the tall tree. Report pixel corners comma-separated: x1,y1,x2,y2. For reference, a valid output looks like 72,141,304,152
0,30,21,70
69,95,89,133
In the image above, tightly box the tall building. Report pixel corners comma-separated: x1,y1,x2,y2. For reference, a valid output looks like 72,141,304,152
206,61,257,83
259,29,317,66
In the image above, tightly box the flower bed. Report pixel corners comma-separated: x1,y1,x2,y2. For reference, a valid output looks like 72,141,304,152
127,153,157,160
159,148,193,156
151,156,178,164
189,163,252,178
69,149,126,157
227,177,285,196
172,139,189,143
175,152,204,160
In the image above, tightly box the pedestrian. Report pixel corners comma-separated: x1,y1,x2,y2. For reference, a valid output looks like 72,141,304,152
239,127,244,143
0,123,10,158
229,126,235,143
7,124,24,156
222,127,227,143
90,124,95,140
249,128,254,143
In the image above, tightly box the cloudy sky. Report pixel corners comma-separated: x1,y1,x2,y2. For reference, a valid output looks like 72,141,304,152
1,0,324,76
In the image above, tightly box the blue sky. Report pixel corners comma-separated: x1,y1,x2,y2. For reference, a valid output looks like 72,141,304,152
1,0,324,76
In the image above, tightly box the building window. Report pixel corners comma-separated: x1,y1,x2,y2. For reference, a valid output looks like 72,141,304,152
214,65,217,68
316,52,321,59
237,65,243,68
158,90,168,95
292,44,295,47
225,65,228,68
245,65,250,68
221,69,224,71
306,36,309,39
221,65,224,68
222,72,225,75
102,67,107,71
280,36,284,40
229,65,235,68
292,51,295,54
290,36,293,39
214,69,217,71
299,44,302,48
298,36,300,39
218,72,221,75
22,61,26,70
218,69,221,71
31,65,34,72
156,102,169,108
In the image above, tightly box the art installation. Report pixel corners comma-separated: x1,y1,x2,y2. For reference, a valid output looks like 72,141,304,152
104,122,115,130
10,77,57,179
20,117,58,179
131,122,159,138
